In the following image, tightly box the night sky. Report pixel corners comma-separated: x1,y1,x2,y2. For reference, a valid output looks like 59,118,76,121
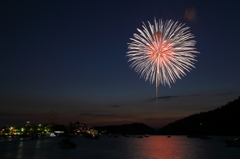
1,0,240,128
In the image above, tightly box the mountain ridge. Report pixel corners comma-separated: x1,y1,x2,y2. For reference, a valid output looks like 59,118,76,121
94,122,155,135
158,96,240,135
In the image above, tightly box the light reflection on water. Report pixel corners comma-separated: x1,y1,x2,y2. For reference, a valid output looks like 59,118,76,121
1,135,240,159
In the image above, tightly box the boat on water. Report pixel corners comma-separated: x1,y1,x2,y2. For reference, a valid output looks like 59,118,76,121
224,137,240,147
187,135,211,139
84,134,100,139
30,134,39,140
58,138,76,149
30,136,39,140
199,135,212,139
187,135,200,138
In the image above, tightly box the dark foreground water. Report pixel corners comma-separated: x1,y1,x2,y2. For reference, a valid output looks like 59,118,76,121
1,135,239,159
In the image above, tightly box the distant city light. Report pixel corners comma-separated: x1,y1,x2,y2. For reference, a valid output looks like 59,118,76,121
50,133,56,137
54,131,64,133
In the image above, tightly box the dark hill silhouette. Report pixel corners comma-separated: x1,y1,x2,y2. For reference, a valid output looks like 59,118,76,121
159,96,240,135
94,123,155,135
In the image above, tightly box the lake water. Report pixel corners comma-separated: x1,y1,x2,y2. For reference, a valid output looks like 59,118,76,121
1,135,239,159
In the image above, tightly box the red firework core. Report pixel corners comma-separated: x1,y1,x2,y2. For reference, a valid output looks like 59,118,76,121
146,32,174,66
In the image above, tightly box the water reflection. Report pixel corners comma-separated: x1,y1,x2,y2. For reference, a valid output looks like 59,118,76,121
17,141,23,159
1,135,240,159
35,139,41,149
127,136,188,159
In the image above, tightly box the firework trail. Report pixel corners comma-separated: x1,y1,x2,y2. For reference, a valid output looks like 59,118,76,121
127,19,199,102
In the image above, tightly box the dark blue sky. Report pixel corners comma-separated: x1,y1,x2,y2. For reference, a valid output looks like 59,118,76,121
1,0,240,128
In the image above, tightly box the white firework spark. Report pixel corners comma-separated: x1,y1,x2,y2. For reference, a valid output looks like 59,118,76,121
127,19,199,101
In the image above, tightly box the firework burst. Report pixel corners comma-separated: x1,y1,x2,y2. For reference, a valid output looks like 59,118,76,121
127,19,199,101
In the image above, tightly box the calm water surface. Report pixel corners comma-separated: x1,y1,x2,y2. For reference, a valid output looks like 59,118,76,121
1,135,239,159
